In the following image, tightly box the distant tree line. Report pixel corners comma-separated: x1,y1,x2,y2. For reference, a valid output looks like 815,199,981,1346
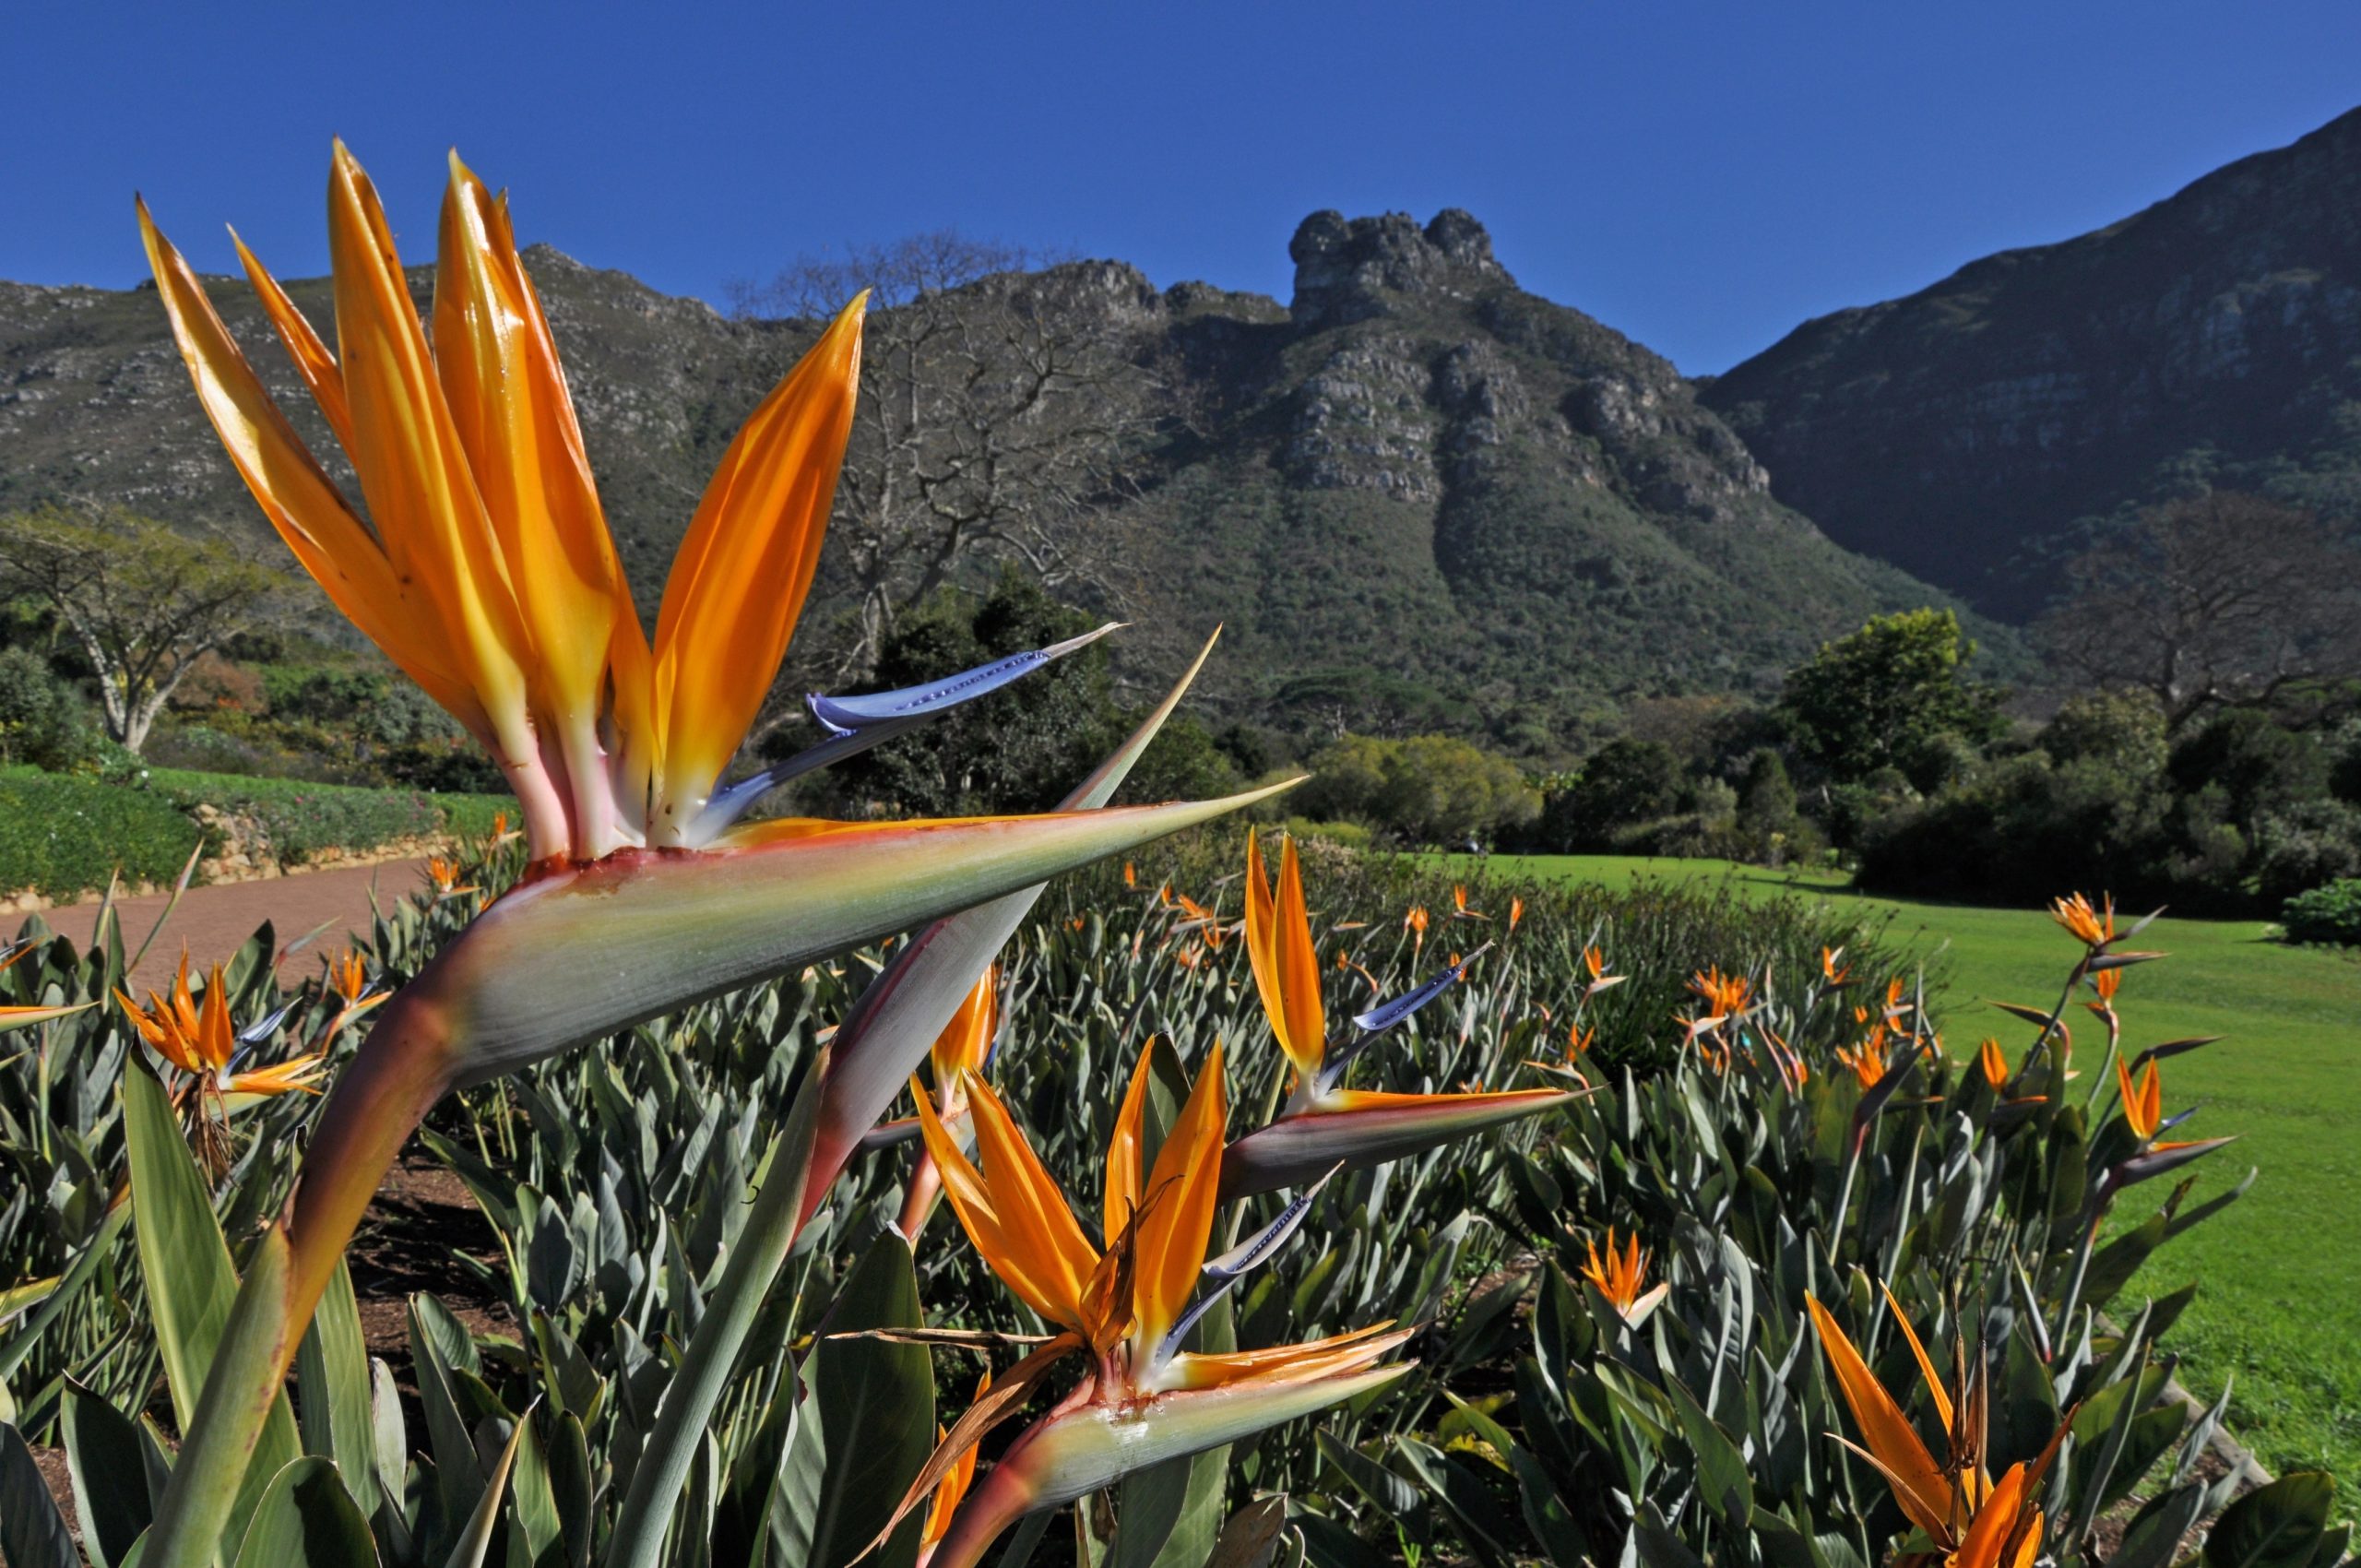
1523,493,2361,921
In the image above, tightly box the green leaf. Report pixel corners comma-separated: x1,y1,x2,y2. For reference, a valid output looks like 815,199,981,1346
2114,1485,2210,1568
2080,1214,2167,1310
442,1412,528,1568
295,1258,380,1517
1442,1392,1589,1568
229,1456,381,1568
410,1294,489,1532
767,1231,933,1568
609,1061,828,1568
64,1379,158,1567
1391,1437,1517,1568
1296,1512,1387,1568
124,1056,302,1550
1667,1374,1752,1530
1315,1429,1421,1517
1,1420,79,1568
551,1413,593,1568
368,1358,409,1539
2204,1472,2337,1568
504,1416,564,1568
0,1197,130,1384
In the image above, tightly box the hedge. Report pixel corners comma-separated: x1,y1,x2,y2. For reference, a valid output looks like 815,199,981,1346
0,766,511,900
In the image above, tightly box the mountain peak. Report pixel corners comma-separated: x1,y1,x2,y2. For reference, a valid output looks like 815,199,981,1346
1287,208,1513,327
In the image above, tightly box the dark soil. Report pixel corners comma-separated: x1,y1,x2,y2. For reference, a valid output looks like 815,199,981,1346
349,1146,517,1396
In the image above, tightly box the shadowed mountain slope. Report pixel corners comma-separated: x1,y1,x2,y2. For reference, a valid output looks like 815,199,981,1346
1703,106,2361,620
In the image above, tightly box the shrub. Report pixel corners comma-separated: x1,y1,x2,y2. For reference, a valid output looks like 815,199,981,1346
1277,814,1372,850
0,647,104,773
1295,732,1538,845
2283,876,2361,944
381,736,509,793
2254,801,2361,904
1857,753,2171,905
148,768,469,865
2040,686,2168,774
1537,737,1684,850
0,767,209,896
2166,707,2330,829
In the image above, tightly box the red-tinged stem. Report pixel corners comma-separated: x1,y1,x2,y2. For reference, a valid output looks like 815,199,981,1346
926,1384,1095,1568
141,978,458,1568
900,1147,946,1238
283,981,460,1321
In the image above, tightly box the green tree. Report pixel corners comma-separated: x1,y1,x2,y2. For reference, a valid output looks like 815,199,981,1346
0,647,98,770
1778,608,2003,788
1538,737,1685,852
1735,747,1800,856
1295,732,1538,845
2165,707,2330,833
2038,689,2168,777
0,507,288,754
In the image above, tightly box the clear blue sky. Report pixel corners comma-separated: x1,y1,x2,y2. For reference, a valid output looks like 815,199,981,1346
8,1,2357,373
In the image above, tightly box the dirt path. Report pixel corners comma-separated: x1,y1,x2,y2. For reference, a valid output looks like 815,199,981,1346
23,858,433,992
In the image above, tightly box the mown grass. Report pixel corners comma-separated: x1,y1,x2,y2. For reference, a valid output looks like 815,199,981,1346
1448,852,2361,1484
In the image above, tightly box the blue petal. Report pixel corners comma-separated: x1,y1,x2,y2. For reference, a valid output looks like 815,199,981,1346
237,998,300,1047
1203,1162,1338,1280
691,624,1124,840
808,623,1121,735
1317,944,1487,1094
1157,1163,1340,1364
1350,944,1487,1035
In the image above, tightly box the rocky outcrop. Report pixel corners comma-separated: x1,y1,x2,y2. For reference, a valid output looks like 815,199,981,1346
1703,104,2361,619
1287,209,1513,328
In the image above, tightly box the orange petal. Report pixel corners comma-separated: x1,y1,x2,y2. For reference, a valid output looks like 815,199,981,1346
230,229,354,453
432,154,648,754
960,1071,1098,1328
931,969,999,1087
648,293,865,835
137,198,485,740
1243,832,1324,1077
1954,1462,2030,1568
196,965,235,1073
325,143,535,753
1168,1323,1415,1390
1879,1282,1956,1433
914,1078,1074,1333
1103,1050,1154,1249
1805,1294,1950,1541
1133,1041,1227,1352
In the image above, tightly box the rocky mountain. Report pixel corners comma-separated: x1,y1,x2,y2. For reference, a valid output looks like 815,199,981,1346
0,210,1991,751
1703,106,2361,621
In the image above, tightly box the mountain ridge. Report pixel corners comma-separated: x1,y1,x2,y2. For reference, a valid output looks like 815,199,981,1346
0,208,2000,754
1703,104,2361,619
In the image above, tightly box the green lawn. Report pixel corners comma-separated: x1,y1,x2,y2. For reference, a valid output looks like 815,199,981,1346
1458,853,2361,1483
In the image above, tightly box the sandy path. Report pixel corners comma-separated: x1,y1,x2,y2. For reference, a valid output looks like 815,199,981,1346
22,859,433,992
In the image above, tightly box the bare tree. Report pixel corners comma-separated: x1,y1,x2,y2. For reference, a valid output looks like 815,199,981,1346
730,232,1170,677
2039,493,2361,731
0,507,288,754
